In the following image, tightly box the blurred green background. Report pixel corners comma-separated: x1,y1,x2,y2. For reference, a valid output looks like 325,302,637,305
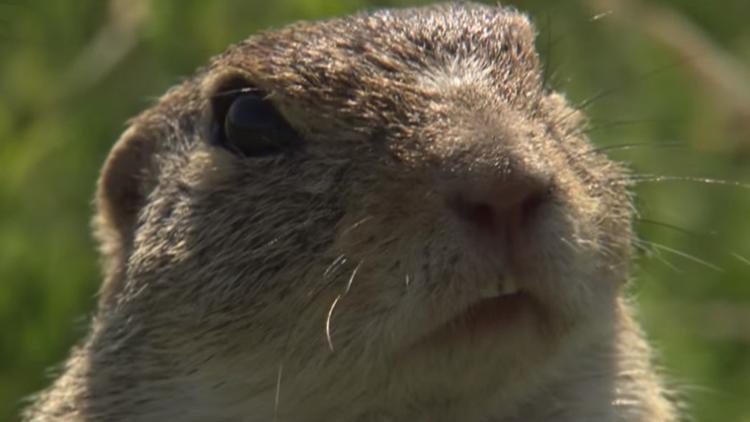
1,0,749,420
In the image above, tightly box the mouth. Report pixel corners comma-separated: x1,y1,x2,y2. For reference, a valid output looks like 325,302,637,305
453,285,531,335
417,277,538,347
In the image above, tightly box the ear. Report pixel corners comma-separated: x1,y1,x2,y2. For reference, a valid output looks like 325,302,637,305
93,125,158,307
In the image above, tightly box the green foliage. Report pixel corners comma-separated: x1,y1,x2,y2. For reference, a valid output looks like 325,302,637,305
1,1,749,420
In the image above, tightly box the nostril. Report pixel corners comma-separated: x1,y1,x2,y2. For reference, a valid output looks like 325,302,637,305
518,189,549,224
453,201,496,229
447,195,494,224
448,195,502,233
447,181,551,232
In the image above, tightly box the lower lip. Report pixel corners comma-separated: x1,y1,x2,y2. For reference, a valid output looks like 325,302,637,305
417,292,533,346
457,292,530,333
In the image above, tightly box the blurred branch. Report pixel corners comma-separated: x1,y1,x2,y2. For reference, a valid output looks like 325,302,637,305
583,0,750,151
59,0,151,101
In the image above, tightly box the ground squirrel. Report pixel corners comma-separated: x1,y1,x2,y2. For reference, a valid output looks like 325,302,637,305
24,3,677,421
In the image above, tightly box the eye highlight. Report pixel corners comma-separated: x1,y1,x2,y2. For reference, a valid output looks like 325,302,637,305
210,84,299,157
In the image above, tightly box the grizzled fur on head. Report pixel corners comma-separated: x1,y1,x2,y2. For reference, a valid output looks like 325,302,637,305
25,3,677,422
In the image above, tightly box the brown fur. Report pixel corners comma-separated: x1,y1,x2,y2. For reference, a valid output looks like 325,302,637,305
24,3,677,421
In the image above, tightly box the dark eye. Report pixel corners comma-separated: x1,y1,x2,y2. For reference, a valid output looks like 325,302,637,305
211,88,298,157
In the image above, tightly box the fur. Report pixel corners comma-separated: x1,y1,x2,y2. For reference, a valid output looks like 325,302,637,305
24,3,677,421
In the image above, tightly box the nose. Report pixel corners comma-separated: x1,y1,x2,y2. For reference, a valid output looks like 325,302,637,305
447,176,551,235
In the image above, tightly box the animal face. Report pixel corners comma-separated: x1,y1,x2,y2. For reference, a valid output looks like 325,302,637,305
89,3,634,419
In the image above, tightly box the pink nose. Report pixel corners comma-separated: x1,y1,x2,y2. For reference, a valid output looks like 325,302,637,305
447,178,550,235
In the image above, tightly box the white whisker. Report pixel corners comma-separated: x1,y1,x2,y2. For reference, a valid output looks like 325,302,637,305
325,294,343,352
325,262,363,352
560,236,580,252
341,216,374,237
639,239,723,272
273,363,283,422
731,252,750,266
323,254,347,278
635,239,682,273
345,260,363,294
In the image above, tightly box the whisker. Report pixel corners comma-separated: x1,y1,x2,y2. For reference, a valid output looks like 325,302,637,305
589,10,614,22
345,260,363,294
731,252,750,267
276,254,352,399
325,261,363,352
636,218,718,238
560,236,580,252
325,294,343,352
211,86,265,98
273,363,283,422
623,174,750,190
634,239,682,273
540,13,554,90
639,239,723,272
340,216,374,237
555,61,686,128
575,141,686,158
638,217,748,271
323,254,348,278
552,90,611,127
539,16,569,92
584,118,659,133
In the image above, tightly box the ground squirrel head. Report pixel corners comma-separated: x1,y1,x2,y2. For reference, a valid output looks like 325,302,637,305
79,3,634,419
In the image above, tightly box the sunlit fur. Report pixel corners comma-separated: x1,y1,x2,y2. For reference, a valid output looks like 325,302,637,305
25,3,676,421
